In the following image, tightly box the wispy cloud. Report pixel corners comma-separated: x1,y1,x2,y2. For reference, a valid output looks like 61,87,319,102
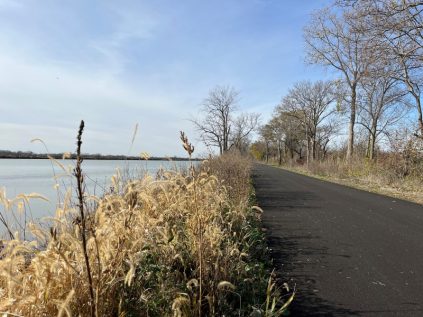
89,5,161,75
0,0,24,10
0,0,332,156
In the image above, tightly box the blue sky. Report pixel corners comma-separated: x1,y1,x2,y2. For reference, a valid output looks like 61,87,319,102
0,0,333,156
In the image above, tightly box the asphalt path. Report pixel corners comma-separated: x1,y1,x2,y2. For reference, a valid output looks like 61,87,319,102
252,164,423,316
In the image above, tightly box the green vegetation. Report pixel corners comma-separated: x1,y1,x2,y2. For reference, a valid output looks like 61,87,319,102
0,126,293,316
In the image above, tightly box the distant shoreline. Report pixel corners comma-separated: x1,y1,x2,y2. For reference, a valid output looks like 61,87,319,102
0,151,201,161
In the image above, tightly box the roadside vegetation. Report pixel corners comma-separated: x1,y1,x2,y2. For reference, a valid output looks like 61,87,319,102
251,0,423,205
0,122,293,316
269,153,423,205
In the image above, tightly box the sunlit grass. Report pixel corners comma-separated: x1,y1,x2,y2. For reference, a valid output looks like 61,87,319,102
0,145,293,316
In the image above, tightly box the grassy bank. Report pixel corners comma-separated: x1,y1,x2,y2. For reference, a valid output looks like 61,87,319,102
267,158,423,205
0,151,292,316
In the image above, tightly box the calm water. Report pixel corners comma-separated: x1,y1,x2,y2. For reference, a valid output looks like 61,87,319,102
0,159,191,237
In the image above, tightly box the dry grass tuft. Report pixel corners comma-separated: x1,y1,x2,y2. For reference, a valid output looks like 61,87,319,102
202,151,252,205
282,150,423,205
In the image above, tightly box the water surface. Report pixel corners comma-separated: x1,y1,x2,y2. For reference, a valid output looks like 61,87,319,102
0,159,190,237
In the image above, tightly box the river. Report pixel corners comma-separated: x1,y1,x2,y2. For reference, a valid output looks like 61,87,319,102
0,159,192,238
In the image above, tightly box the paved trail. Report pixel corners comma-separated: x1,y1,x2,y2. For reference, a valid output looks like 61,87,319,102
252,164,423,316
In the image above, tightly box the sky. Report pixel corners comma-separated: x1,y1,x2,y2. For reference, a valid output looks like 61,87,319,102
0,0,333,157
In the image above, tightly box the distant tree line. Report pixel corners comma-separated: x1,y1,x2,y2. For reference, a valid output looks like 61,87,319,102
0,150,199,161
253,0,423,167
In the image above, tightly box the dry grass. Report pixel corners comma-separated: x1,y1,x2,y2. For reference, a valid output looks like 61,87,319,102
281,154,423,205
202,151,252,205
0,149,292,316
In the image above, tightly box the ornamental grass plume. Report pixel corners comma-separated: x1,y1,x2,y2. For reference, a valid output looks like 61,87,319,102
0,129,293,316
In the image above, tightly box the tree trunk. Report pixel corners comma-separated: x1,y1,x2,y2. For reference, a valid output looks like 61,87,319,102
287,141,294,160
278,140,282,165
306,141,309,167
312,135,316,161
416,97,423,138
347,87,357,162
401,57,423,139
365,133,371,158
223,121,228,152
265,141,269,163
369,131,376,160
305,125,309,168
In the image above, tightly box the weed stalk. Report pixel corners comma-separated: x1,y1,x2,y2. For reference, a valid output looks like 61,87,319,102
180,131,203,316
74,120,96,317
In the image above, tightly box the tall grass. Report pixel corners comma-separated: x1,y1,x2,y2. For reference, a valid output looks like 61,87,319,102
282,149,423,204
0,130,292,316
202,151,252,206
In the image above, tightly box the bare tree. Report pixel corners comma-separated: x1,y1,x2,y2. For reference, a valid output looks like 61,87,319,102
267,116,285,165
193,85,260,154
277,81,337,163
396,46,423,139
342,0,423,138
193,86,238,155
341,0,423,50
370,0,423,138
316,120,341,159
304,7,375,160
357,64,408,159
231,112,261,152
268,111,305,164
259,124,275,163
